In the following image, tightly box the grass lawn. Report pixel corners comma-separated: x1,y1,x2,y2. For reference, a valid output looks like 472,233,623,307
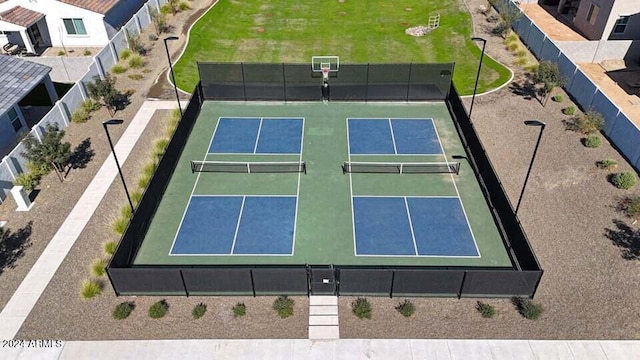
174,0,511,95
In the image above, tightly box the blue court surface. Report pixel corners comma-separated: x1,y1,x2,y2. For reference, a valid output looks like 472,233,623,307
348,118,441,155
209,117,303,154
170,196,296,255
352,196,479,257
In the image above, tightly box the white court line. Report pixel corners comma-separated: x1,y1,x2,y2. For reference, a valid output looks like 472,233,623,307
346,118,358,256
352,195,458,198
230,196,246,254
252,118,263,154
207,152,299,155
168,117,222,255
432,118,482,258
404,197,419,256
290,117,305,256
192,194,296,197
388,118,399,154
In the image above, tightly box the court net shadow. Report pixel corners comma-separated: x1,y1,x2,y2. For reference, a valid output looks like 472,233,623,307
605,219,640,260
0,221,33,276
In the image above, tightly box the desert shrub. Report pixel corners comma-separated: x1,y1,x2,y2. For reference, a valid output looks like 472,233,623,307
513,297,543,320
571,110,604,134
128,74,144,80
71,109,90,123
138,173,152,189
80,279,102,299
596,159,618,171
153,138,170,159
90,258,108,277
126,32,145,55
148,33,158,41
523,63,539,73
13,172,39,191
395,299,415,318
620,196,640,219
273,296,294,318
505,31,519,43
611,172,637,190
111,216,129,235
143,161,157,177
111,64,127,74
476,301,496,318
160,4,173,14
120,204,133,219
149,300,169,318
83,49,92,56
507,42,519,52
143,69,152,74
192,303,207,319
562,106,576,115
128,54,145,68
179,1,190,10
515,48,527,57
515,56,528,66
552,94,564,102
351,297,372,319
583,135,601,148
233,302,246,317
81,98,102,113
103,240,118,256
120,49,133,60
57,50,65,56
112,302,134,320
131,190,142,206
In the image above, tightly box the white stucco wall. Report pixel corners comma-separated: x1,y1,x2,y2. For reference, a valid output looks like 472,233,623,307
573,0,614,40
605,1,640,40
0,0,109,47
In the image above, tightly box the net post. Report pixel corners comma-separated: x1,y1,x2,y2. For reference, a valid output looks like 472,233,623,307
400,163,403,174
247,163,251,174
190,161,196,173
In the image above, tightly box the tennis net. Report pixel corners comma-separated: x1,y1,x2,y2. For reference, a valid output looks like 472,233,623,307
342,161,459,174
191,160,306,174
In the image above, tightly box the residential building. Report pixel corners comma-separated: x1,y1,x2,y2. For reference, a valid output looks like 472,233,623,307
556,0,640,41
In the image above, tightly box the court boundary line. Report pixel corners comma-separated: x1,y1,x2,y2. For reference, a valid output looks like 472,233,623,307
252,118,264,154
168,116,222,255
404,197,419,256
207,117,304,155
291,117,305,256
191,194,297,197
229,196,246,254
351,195,481,258
388,118,399,154
346,118,357,256
432,117,482,258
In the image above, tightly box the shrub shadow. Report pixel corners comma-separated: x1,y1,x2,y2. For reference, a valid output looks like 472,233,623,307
0,221,33,276
508,76,538,100
605,219,640,260
68,138,95,171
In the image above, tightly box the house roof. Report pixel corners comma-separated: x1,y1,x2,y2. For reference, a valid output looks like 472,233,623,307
0,55,51,116
0,6,44,27
59,0,120,14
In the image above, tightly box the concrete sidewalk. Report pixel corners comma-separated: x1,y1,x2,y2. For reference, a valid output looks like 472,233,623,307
0,101,178,340
1,339,639,359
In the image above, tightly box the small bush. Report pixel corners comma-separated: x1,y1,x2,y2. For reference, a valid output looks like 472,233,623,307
83,49,92,56
128,74,144,80
120,204,133,218
179,1,190,10
395,299,415,318
523,63,539,73
273,296,294,318
120,49,133,60
111,216,129,235
611,172,637,190
515,56,528,66
148,300,169,318
81,98,102,113
111,64,127,74
192,303,207,319
620,196,640,219
131,190,143,207
505,31,519,43
90,258,108,277
80,279,103,300
596,159,618,171
513,297,544,320
552,94,564,102
71,109,90,123
13,172,39,191
143,69,153,74
476,301,496,318
148,33,158,41
128,54,145,69
515,48,527,57
57,50,65,56
112,302,134,320
583,135,601,148
138,173,152,189
571,110,604,134
103,240,118,256
562,106,576,115
160,4,173,14
507,42,519,52
153,138,170,159
143,161,157,177
351,297,372,319
233,302,246,318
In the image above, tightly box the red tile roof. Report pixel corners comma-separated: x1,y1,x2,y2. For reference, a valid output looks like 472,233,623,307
0,6,44,27
59,0,120,14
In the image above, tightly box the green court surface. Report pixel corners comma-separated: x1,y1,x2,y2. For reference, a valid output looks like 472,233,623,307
134,102,512,267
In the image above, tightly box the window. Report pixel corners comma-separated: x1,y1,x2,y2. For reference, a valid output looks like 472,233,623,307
8,108,22,132
613,16,630,34
63,19,87,35
586,4,599,25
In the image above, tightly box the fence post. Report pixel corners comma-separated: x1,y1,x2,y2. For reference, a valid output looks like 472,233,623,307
94,56,106,80
77,81,87,101
57,101,70,126
146,3,153,24
3,157,16,180
134,14,142,34
109,41,119,63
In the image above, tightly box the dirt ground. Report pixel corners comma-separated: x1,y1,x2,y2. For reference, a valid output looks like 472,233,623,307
2,0,640,341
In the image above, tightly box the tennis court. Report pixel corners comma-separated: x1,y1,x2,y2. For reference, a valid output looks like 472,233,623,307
134,102,511,268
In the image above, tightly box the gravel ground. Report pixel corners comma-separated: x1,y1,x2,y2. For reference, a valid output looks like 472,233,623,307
4,0,640,340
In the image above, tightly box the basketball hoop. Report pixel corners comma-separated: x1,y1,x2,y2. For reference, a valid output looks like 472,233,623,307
321,67,330,81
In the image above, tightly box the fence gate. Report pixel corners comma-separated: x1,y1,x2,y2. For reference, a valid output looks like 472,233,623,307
309,266,336,295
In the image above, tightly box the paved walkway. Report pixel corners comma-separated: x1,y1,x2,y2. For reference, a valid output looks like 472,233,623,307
0,101,178,340
1,339,640,359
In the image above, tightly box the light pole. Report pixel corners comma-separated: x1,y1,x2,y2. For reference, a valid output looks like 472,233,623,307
103,119,134,214
163,36,183,117
469,37,487,120
515,120,546,215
